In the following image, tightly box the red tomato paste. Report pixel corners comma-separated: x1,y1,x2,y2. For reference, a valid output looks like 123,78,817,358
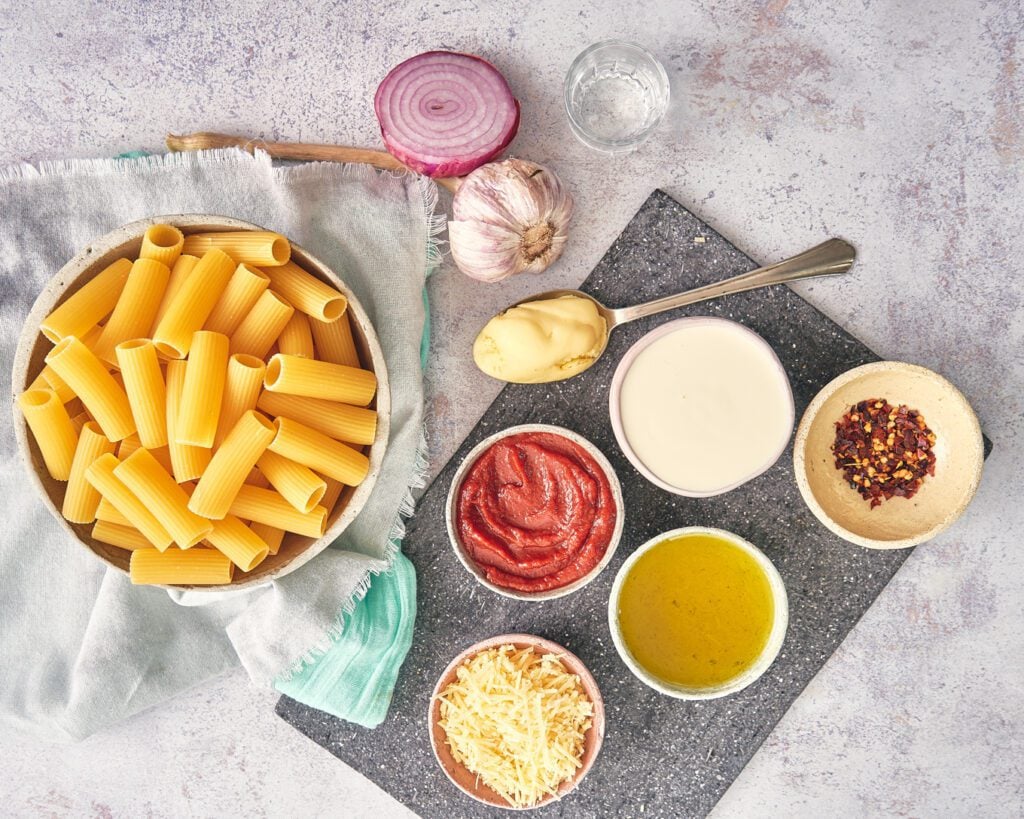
455,431,617,593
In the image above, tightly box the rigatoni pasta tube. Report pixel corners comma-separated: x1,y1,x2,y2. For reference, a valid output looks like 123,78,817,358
115,449,213,549
189,410,276,519
277,311,314,358
116,339,167,448
18,389,79,480
70,410,91,435
249,521,285,555
96,497,133,526
256,450,326,514
85,454,173,550
92,258,171,364
227,484,327,537
264,354,376,406
92,520,151,551
256,391,376,446
268,417,369,486
177,331,229,447
139,224,185,268
40,258,132,343
152,254,199,330
214,354,265,449
152,249,236,358
130,548,234,586
45,337,137,441
262,261,347,321
320,478,345,513
118,435,174,474
309,313,359,367
206,514,270,571
229,290,294,359
62,421,116,523
205,264,270,335
80,323,104,350
40,366,76,403
164,360,210,481
182,231,290,267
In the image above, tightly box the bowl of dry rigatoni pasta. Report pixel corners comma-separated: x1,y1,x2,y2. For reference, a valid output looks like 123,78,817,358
12,215,390,590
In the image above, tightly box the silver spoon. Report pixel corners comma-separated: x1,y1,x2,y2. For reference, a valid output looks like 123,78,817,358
510,237,856,373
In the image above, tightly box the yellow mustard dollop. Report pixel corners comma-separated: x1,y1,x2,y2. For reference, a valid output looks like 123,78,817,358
472,295,608,383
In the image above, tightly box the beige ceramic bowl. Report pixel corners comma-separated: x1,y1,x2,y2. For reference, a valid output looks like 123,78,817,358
12,214,390,590
428,633,605,810
445,424,624,602
794,361,983,549
608,526,788,699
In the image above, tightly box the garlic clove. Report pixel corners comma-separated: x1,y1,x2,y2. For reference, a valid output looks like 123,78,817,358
448,220,525,282
533,173,573,232
451,172,528,233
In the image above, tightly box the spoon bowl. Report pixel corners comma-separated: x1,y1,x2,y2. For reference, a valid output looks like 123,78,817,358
503,238,856,379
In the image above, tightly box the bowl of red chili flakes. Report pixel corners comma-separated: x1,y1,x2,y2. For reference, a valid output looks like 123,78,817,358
794,361,984,549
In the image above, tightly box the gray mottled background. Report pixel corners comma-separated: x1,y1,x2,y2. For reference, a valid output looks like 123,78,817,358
1,0,1021,817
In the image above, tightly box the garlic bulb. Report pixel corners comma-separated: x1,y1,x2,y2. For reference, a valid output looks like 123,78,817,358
448,158,574,282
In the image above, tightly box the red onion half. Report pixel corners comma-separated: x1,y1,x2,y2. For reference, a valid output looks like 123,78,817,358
374,51,520,179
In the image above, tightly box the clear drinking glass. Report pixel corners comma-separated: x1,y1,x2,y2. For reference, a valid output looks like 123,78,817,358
564,40,670,153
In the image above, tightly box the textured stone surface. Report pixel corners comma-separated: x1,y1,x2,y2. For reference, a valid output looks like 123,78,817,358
2,0,1022,817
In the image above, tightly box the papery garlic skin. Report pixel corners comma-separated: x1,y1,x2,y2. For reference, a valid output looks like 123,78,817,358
448,158,574,282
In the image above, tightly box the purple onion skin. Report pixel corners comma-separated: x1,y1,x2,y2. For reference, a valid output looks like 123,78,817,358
382,99,521,178
374,51,521,179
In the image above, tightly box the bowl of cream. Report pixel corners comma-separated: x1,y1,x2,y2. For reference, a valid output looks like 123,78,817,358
609,317,794,497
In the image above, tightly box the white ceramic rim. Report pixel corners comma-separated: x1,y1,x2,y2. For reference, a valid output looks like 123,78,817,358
607,526,789,699
444,424,625,602
608,316,795,498
11,214,391,591
562,39,671,153
427,633,606,811
792,360,985,550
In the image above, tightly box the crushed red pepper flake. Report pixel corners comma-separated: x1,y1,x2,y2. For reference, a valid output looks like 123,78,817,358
832,397,937,508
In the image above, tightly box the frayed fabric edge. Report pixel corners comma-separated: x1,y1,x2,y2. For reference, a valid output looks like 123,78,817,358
0,147,268,184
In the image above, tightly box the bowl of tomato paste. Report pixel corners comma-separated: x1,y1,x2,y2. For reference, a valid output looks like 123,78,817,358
446,424,624,601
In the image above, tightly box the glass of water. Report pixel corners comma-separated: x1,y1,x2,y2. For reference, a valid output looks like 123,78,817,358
564,40,670,153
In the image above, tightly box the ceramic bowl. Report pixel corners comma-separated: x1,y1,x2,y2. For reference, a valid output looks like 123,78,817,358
608,526,789,699
445,424,624,601
12,214,390,590
793,361,983,549
428,633,605,810
609,316,795,498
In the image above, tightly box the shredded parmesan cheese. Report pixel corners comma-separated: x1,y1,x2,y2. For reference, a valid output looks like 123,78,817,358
436,645,594,808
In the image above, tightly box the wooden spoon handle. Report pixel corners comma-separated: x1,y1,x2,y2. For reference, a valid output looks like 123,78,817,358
165,132,459,193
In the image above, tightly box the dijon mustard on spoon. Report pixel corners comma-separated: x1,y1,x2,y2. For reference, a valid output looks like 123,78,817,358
473,238,856,383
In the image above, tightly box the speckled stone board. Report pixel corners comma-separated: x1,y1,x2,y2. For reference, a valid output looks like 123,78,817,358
276,190,988,818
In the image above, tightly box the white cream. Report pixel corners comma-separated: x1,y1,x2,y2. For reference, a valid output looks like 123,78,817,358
616,319,793,494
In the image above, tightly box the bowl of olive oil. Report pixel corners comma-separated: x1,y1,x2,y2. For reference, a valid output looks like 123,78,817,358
608,527,788,699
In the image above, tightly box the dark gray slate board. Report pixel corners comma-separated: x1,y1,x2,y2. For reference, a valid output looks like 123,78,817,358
276,190,989,818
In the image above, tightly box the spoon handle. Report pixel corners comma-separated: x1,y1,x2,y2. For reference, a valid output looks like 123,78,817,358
610,238,856,326
165,132,461,193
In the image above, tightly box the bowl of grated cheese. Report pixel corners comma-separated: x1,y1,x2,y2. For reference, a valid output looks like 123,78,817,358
428,634,605,810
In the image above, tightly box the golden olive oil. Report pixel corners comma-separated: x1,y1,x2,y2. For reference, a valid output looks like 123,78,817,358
617,532,775,688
